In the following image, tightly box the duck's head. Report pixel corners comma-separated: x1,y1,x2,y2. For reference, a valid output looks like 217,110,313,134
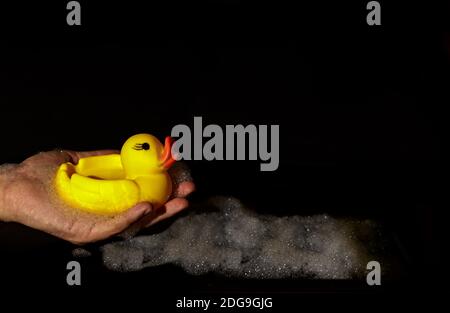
120,133,176,178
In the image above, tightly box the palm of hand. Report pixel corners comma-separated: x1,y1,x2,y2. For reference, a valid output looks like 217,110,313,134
4,150,194,244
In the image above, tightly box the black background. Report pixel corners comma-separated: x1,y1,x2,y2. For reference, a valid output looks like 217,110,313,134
0,0,447,309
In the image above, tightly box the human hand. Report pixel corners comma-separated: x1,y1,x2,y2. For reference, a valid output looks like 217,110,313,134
0,150,195,244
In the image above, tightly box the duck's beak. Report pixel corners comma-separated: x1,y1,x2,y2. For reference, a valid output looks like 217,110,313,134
161,136,176,170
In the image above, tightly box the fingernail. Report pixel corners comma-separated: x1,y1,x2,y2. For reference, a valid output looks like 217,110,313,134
144,206,153,215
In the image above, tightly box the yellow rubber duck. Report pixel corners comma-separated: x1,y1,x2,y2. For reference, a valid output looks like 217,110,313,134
55,134,176,214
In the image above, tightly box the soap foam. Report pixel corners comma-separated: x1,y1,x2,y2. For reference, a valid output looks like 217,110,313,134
101,196,388,279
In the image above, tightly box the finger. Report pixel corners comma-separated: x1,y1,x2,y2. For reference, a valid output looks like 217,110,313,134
169,162,193,192
64,150,120,164
145,198,189,227
89,202,152,241
118,207,166,239
173,181,196,198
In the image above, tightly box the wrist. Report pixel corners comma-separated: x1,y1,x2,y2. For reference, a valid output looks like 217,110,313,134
0,164,18,222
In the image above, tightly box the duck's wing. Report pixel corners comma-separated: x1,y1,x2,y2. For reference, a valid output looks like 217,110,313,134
68,173,140,214
55,162,139,214
75,154,125,180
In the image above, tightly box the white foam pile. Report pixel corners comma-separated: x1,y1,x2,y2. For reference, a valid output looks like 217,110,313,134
101,196,386,279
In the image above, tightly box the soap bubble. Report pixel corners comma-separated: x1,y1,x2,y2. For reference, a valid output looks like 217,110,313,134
101,196,390,279
72,247,92,258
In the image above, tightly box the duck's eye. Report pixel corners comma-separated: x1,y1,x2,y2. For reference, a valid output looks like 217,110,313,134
133,142,151,150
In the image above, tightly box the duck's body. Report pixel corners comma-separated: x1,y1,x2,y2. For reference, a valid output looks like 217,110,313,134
55,134,175,214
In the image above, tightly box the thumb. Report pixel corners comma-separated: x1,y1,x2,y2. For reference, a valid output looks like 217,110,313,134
89,202,152,241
